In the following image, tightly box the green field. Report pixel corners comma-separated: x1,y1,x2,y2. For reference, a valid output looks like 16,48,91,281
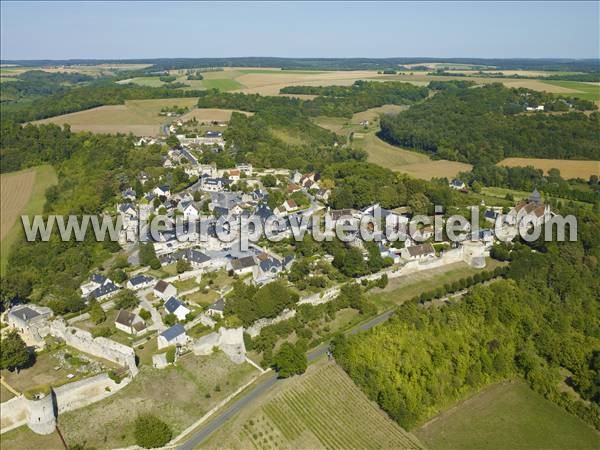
0,165,58,275
415,380,600,449
1,352,258,450
204,361,423,449
541,80,600,101
201,78,244,91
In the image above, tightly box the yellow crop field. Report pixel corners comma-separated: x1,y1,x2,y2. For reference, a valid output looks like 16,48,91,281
32,98,200,135
499,157,600,179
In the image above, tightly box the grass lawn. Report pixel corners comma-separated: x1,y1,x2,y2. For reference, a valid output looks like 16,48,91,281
0,383,15,402
1,165,57,275
201,78,245,91
135,337,158,367
53,352,257,450
370,260,506,308
184,289,219,307
172,277,199,292
0,346,110,395
203,360,423,450
541,80,600,102
415,380,600,449
482,186,593,210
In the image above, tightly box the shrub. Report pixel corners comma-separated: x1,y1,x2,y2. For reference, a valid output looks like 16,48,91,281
139,309,151,321
165,347,176,364
134,413,172,448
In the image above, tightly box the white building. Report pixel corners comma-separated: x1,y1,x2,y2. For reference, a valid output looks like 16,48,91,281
157,324,189,349
153,280,177,301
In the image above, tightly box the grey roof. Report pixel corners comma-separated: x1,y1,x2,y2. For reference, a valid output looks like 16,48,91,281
160,324,186,341
89,282,119,299
157,185,170,192
115,309,139,327
231,256,256,270
259,257,282,273
185,249,210,264
255,204,273,220
91,273,107,284
12,306,40,322
484,210,499,220
451,179,464,187
129,274,154,286
165,297,184,314
530,189,541,204
209,298,225,312
406,243,435,257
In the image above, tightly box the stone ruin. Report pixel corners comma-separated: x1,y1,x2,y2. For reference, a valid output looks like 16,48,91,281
192,327,246,364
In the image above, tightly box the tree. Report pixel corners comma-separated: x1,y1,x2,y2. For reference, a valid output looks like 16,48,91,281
0,330,31,371
139,243,160,269
471,181,482,193
88,298,106,324
139,309,151,321
115,289,139,310
261,174,277,187
164,313,177,326
176,259,191,274
109,268,127,284
272,342,307,378
133,413,172,448
165,134,180,148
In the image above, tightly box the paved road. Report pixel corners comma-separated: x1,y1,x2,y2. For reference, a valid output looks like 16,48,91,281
176,307,396,449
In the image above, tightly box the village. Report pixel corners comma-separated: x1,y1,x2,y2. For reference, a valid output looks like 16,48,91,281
0,117,554,441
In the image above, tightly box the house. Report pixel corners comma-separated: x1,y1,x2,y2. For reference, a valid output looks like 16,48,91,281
183,248,212,269
287,183,301,194
236,163,253,176
89,281,119,301
81,274,119,300
138,171,150,185
227,169,241,181
315,188,330,202
254,204,273,222
506,190,551,227
275,199,298,216
201,177,224,192
118,203,137,218
254,254,283,283
153,280,177,301
114,310,146,335
127,274,155,290
157,324,189,349
154,185,171,198
228,256,256,275
449,179,466,190
7,304,53,334
484,209,500,223
207,298,225,318
526,105,545,112
291,170,302,184
401,243,436,260
164,297,191,321
122,187,136,201
179,200,200,220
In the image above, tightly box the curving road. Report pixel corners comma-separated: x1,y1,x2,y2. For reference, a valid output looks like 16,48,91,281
176,308,395,449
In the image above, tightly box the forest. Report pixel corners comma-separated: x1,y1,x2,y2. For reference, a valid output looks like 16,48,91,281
1,81,204,123
379,83,600,165
0,121,169,313
333,202,600,431
460,164,600,205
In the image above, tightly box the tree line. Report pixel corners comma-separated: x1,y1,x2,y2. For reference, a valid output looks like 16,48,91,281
379,83,600,165
333,203,600,430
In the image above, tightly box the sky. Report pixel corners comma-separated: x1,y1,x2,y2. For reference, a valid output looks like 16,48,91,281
1,1,598,60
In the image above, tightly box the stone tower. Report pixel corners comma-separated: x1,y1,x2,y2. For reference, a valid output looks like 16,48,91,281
26,391,57,435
